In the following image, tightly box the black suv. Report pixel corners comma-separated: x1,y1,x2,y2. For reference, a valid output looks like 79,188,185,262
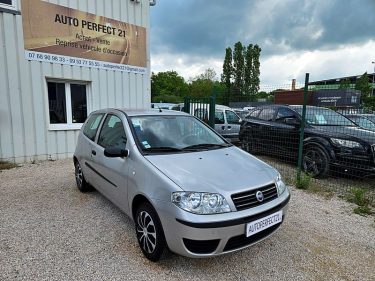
239,105,375,178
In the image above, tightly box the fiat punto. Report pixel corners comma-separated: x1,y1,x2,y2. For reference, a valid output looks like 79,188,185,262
73,108,290,261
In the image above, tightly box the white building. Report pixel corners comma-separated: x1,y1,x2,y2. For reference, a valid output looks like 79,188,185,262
0,0,152,163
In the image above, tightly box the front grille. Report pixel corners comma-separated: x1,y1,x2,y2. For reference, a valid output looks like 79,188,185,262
183,238,220,254
231,183,278,211
223,222,281,252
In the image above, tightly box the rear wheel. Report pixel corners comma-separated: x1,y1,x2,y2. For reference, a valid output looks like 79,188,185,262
241,137,253,153
303,146,330,178
74,161,92,192
135,203,166,262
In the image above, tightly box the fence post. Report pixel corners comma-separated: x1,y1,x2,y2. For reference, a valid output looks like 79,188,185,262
183,97,190,114
209,95,216,128
297,73,310,180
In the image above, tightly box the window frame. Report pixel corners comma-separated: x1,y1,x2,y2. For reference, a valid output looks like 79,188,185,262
0,0,19,12
97,114,127,149
46,79,90,131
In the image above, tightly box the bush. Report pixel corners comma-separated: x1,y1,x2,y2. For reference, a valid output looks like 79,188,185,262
295,172,311,189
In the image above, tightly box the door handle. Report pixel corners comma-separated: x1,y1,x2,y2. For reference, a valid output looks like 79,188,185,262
91,150,96,156
228,126,232,129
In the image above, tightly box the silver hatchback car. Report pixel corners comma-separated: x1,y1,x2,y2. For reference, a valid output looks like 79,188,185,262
73,108,290,261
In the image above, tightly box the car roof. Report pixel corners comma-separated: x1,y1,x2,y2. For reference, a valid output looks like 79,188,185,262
91,108,190,117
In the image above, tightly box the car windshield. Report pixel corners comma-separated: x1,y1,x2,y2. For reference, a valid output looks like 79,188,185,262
294,107,354,126
350,116,375,130
364,115,375,123
130,115,229,153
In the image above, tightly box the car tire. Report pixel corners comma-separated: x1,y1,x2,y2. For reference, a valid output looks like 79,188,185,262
303,146,330,178
135,202,167,262
74,161,92,192
241,137,254,153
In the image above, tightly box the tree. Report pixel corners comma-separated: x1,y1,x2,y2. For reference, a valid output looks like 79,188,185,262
339,78,351,89
244,44,253,97
151,71,189,102
189,69,218,98
233,42,245,94
221,47,233,90
250,44,261,96
355,72,371,99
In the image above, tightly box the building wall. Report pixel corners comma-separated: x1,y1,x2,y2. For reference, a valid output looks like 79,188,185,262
0,0,151,163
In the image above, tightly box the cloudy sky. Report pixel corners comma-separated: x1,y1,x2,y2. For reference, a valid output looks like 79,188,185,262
150,0,375,86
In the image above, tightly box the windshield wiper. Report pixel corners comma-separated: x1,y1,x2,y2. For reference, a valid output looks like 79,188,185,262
182,143,231,150
143,146,182,152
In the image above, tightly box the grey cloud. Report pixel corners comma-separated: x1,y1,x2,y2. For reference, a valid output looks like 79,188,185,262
151,0,375,58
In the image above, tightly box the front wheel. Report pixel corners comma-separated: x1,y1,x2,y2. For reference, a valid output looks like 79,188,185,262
302,146,330,178
74,161,92,192
135,203,166,262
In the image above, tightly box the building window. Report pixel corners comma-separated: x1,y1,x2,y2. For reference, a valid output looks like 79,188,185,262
0,0,18,11
47,81,88,130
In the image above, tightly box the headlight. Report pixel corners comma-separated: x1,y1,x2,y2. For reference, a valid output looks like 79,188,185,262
171,192,231,214
275,173,286,196
330,138,363,149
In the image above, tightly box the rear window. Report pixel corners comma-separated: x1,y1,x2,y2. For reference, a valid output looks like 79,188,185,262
258,108,276,121
83,113,104,141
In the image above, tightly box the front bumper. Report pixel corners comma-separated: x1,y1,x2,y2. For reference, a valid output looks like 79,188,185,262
153,189,290,258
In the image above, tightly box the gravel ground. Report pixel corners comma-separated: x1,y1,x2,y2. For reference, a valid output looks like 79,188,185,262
1,159,374,281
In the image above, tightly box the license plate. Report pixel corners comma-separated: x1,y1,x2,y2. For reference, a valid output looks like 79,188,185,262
246,210,283,237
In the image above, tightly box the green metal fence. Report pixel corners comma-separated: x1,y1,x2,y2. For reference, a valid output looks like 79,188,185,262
183,75,375,208
183,96,216,128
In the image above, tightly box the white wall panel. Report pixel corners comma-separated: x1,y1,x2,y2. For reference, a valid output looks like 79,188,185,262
0,0,151,163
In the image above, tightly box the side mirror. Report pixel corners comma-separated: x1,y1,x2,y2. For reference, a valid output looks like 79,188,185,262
104,146,129,158
285,117,300,126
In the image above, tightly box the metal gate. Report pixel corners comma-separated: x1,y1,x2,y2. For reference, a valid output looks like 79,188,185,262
183,96,216,128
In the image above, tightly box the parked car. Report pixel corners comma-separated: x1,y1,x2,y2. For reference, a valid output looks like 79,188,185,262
345,114,375,132
239,105,375,178
172,103,242,143
74,109,290,261
233,108,251,119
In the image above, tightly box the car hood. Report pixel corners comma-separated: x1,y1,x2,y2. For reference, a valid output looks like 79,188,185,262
145,147,278,194
310,125,375,144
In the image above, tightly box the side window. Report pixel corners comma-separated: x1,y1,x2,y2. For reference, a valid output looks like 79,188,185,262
215,111,225,124
249,109,261,118
98,115,127,149
225,110,240,124
258,108,276,121
83,114,104,141
275,108,296,122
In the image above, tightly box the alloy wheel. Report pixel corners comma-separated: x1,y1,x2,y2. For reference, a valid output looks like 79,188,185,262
136,211,157,254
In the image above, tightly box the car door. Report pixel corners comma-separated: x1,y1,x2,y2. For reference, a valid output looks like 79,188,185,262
79,113,105,182
252,107,277,151
272,107,301,158
214,110,226,136
90,113,130,210
224,109,241,142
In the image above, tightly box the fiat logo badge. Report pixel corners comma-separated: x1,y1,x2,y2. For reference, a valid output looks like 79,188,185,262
256,191,264,202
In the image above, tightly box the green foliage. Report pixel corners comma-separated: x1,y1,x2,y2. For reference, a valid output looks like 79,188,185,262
250,44,261,95
221,47,233,90
151,94,183,103
355,72,372,98
363,96,375,111
222,42,261,100
189,69,220,98
339,79,351,89
151,71,189,101
346,187,372,206
295,172,312,189
353,205,373,216
233,42,245,94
